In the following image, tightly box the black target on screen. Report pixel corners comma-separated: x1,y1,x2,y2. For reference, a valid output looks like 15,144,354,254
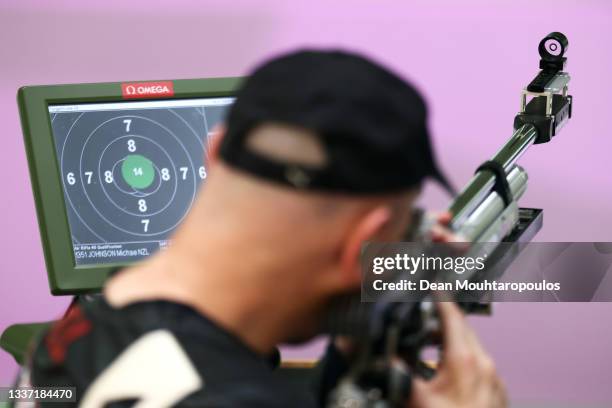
49,98,233,266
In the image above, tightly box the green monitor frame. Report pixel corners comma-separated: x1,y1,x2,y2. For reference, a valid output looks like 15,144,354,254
18,77,242,295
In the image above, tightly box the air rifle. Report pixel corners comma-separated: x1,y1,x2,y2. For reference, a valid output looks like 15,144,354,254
327,32,573,407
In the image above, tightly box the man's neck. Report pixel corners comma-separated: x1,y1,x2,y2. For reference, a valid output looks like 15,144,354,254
104,238,318,356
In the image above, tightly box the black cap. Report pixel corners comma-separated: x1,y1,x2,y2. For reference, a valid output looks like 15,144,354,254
220,50,453,195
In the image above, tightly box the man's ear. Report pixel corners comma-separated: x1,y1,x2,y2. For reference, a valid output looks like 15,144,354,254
207,124,226,166
339,206,392,287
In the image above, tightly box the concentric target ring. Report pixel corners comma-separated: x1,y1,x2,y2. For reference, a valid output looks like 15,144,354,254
54,100,226,247
97,134,178,218
78,115,199,237
109,158,164,198
60,112,106,242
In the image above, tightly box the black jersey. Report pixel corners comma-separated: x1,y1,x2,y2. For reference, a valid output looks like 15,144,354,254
23,298,330,407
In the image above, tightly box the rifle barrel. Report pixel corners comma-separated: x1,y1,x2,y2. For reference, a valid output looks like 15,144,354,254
449,124,537,228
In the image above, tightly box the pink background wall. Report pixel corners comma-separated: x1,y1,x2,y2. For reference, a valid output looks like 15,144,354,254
1,0,611,405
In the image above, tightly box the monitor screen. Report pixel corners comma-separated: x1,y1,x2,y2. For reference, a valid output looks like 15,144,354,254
48,97,234,266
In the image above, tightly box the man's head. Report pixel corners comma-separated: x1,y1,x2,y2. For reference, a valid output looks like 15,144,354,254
220,50,451,194
173,50,449,341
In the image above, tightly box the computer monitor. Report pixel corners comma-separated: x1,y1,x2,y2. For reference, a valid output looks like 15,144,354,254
19,78,241,294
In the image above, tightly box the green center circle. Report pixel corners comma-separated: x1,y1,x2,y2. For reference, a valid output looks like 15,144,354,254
121,154,155,190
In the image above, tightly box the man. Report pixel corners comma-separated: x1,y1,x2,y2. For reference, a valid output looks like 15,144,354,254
24,51,506,407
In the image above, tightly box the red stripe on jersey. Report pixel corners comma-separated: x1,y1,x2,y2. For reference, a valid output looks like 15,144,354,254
45,305,93,364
